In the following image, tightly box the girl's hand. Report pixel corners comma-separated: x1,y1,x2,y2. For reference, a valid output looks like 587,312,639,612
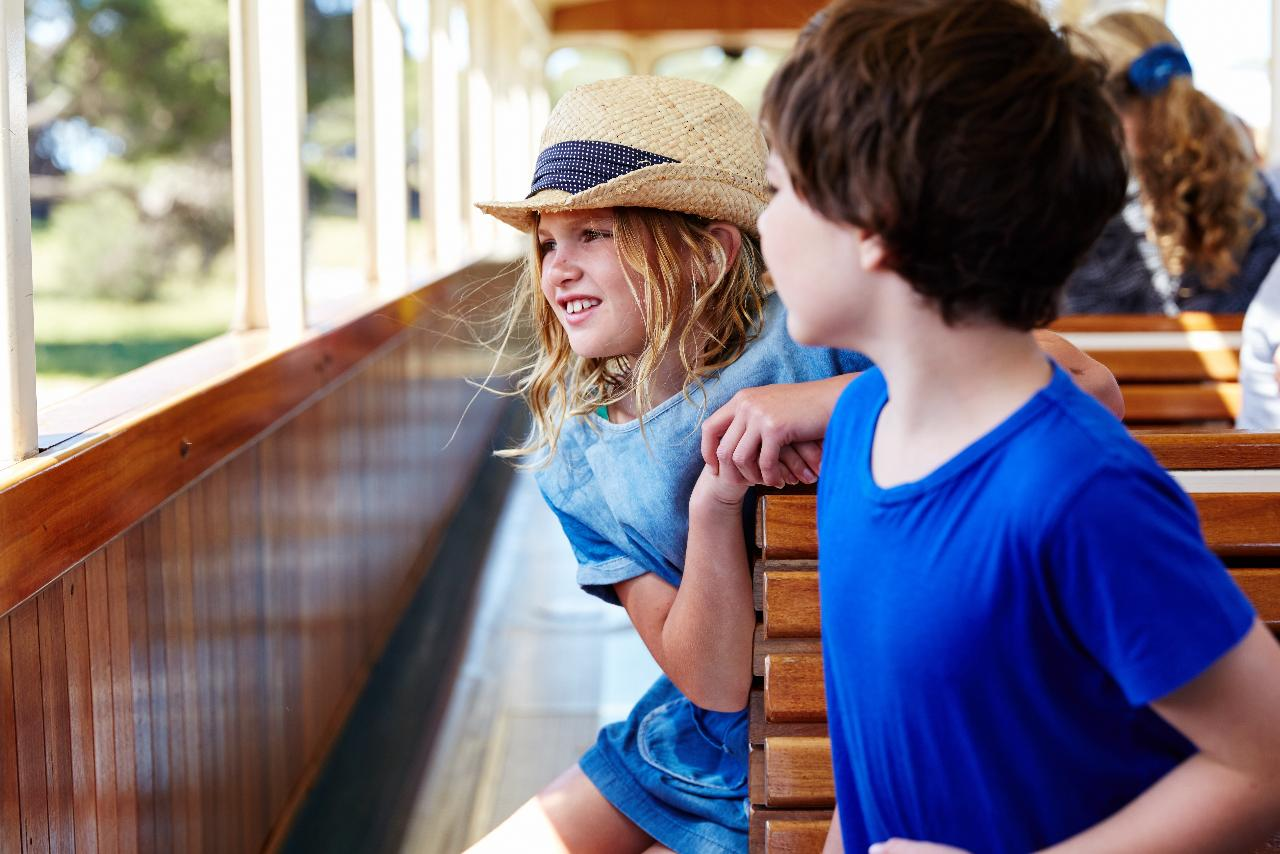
868,840,970,854
692,460,753,510
702,376,856,488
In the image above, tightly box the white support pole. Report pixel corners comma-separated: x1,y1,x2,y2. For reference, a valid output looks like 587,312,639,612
229,0,308,333
466,0,495,254
415,0,435,267
1271,0,1280,164
0,0,36,462
431,0,465,268
355,0,409,291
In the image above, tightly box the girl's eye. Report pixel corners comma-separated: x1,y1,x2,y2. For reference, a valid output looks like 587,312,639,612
539,240,556,255
583,228,613,242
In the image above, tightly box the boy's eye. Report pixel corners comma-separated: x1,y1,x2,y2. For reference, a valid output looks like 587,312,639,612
765,182,778,197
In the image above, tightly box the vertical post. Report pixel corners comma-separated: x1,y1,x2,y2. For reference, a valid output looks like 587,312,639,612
430,0,465,267
0,0,37,462
1271,0,1280,164
466,0,495,254
229,0,308,333
355,0,409,291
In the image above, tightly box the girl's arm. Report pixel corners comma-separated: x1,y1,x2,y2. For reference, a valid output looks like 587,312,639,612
871,620,1280,854
613,462,756,712
702,333,1122,489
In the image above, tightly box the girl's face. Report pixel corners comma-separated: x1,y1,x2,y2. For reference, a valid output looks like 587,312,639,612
538,209,648,359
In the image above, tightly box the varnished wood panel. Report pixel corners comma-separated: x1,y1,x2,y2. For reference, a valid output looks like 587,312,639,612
758,495,818,561
1231,570,1280,623
749,691,827,745
551,0,826,32
764,571,820,638
1050,313,1244,332
755,625,820,677
0,617,21,853
749,809,832,854
1122,382,1240,424
764,655,825,723
750,737,834,808
1090,348,1240,382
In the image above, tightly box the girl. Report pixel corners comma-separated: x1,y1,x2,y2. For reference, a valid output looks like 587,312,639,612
468,74,1118,854
1062,12,1280,316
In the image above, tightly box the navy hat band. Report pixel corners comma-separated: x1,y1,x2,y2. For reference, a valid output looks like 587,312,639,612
528,140,678,198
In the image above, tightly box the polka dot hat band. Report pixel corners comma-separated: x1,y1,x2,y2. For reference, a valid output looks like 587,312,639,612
476,75,770,236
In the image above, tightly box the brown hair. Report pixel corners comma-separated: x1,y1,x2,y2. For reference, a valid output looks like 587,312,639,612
496,208,768,464
762,0,1128,328
1084,12,1261,289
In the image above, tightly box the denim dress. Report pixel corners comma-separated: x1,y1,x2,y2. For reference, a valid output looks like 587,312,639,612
533,294,870,853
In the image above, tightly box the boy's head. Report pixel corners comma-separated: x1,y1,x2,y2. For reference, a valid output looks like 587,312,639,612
761,0,1127,330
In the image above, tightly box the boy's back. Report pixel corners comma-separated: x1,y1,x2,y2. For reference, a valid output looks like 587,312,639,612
817,364,1252,852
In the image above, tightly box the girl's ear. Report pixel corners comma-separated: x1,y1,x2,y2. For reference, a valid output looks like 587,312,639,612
706,221,743,270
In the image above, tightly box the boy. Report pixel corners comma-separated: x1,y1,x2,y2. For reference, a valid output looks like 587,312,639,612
755,1,1280,851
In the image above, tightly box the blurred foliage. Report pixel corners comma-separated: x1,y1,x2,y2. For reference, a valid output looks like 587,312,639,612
27,0,357,302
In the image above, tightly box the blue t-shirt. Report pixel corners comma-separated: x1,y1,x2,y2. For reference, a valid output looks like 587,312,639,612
535,292,871,605
818,365,1255,853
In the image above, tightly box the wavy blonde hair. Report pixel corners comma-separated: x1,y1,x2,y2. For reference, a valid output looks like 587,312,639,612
1084,11,1261,288
494,207,768,465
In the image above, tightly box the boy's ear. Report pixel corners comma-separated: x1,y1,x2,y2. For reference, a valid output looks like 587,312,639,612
707,221,743,270
856,231,889,272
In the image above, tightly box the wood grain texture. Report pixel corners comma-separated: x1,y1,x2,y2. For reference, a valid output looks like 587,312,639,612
757,737,834,808
1121,382,1240,424
748,810,832,854
764,571,820,638
1090,348,1240,382
551,0,827,31
0,616,22,853
764,655,826,723
749,691,827,745
1135,431,1280,470
1050,313,1244,332
758,495,818,561
754,626,821,678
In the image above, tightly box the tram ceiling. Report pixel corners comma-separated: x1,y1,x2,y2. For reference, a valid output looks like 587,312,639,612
544,0,827,32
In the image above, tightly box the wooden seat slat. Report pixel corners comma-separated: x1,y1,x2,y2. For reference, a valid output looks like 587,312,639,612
760,493,1280,560
748,809,833,854
1049,313,1245,333
750,737,835,808
750,690,828,744
764,571,821,637
765,654,826,723
1121,382,1240,423
1135,432,1280,471
1090,349,1240,382
755,625,820,677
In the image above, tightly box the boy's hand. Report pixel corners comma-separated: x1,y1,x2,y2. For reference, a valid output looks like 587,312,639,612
702,376,856,488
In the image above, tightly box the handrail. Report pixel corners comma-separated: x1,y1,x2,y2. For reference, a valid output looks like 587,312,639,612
0,256,510,619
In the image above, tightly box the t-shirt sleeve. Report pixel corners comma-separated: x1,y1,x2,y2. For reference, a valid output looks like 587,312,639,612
1045,463,1255,706
835,348,873,374
540,488,654,606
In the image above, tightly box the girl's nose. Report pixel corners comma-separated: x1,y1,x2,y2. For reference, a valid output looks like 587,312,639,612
546,247,581,284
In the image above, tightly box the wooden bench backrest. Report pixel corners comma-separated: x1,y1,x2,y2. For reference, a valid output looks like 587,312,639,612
1049,314,1246,426
747,429,1280,853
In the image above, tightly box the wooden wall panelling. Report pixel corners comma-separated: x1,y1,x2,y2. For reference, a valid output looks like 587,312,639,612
202,465,237,853
185,482,215,853
60,564,100,853
36,573,75,852
84,551,119,854
227,447,267,852
0,616,19,852
11,602,50,854
174,492,206,854
142,514,175,854
104,537,138,853
157,502,193,854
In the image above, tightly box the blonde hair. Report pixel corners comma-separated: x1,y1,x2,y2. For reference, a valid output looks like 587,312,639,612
495,207,767,465
1084,11,1261,288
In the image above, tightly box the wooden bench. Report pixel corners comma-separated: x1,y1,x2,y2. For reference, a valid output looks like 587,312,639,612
747,429,1280,853
1050,313,1244,426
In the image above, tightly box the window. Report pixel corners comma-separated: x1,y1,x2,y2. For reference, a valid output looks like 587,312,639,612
653,45,786,116
544,46,631,105
28,0,234,407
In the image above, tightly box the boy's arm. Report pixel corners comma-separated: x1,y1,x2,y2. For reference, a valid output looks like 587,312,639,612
870,621,1280,854
613,464,756,712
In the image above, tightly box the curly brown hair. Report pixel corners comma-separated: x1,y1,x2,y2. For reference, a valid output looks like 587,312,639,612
762,0,1127,329
1085,11,1262,289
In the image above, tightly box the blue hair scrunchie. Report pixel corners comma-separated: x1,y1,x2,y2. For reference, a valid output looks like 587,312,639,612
1127,42,1193,96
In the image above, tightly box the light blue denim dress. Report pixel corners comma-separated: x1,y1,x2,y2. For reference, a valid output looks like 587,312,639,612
534,294,871,853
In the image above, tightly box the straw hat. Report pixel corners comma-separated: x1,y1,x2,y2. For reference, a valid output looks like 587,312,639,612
476,76,769,236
